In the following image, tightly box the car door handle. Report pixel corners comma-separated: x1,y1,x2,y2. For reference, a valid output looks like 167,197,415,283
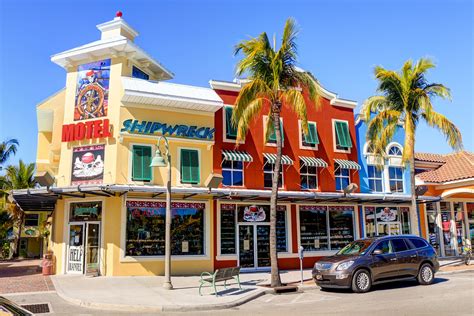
410,255,417,258
390,258,397,261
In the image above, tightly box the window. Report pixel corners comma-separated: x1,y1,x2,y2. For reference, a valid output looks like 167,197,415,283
300,160,318,190
222,156,243,186
391,238,409,252
24,214,39,226
224,106,237,140
125,201,205,256
69,202,102,222
408,238,428,249
132,145,152,182
266,117,284,145
388,145,402,156
132,66,149,80
220,205,236,255
335,164,350,191
180,149,200,184
368,166,383,192
334,120,352,151
299,206,354,251
301,121,319,149
373,240,393,254
264,158,283,188
389,167,403,192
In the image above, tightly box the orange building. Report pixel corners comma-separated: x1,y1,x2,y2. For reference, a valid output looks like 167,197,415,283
416,151,474,257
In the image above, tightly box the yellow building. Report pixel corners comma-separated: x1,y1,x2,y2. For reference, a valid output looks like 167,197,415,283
13,14,223,276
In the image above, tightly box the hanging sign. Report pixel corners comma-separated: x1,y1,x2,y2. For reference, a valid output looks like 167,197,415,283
121,119,215,140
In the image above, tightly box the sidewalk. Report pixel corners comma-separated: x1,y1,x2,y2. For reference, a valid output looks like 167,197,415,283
51,269,313,312
0,259,55,294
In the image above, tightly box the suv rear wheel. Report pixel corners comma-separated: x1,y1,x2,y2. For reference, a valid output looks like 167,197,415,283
417,263,434,285
351,269,372,293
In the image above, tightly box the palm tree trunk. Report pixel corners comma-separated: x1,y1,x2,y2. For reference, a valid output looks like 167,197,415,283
270,104,282,288
409,146,420,236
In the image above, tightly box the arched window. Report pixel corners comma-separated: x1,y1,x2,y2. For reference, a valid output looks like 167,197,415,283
386,143,403,156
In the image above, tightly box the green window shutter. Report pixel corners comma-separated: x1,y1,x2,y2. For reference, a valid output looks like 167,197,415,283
335,121,352,148
132,146,152,181
181,149,200,184
269,118,284,142
304,122,319,145
225,106,237,138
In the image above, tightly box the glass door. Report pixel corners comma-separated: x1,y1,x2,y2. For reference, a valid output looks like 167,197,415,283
67,223,85,274
256,225,270,267
238,225,254,268
377,222,401,236
85,223,100,276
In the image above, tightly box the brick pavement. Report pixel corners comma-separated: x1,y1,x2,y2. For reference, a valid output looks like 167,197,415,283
0,259,55,294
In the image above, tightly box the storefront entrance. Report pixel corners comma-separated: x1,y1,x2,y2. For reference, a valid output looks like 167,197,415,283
363,206,410,237
238,224,270,269
67,222,101,275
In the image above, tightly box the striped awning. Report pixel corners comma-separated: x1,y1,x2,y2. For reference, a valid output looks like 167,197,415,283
299,156,328,168
334,159,361,170
222,150,253,162
263,153,293,165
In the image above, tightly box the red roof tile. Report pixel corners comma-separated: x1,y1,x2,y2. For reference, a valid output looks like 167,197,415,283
415,152,446,163
416,151,474,183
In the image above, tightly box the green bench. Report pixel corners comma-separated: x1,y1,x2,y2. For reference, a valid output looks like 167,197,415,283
199,267,242,296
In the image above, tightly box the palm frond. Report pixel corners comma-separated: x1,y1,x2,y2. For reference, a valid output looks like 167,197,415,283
236,98,265,142
281,89,308,134
422,110,463,150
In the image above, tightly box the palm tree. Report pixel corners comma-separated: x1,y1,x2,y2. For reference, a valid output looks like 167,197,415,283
232,18,321,287
0,139,19,168
2,160,36,257
363,58,462,236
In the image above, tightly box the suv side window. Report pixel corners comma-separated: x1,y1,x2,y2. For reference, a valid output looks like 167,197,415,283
408,238,428,249
391,238,409,252
373,240,393,254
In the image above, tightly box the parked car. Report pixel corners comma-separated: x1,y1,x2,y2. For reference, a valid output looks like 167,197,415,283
312,235,439,293
0,297,32,316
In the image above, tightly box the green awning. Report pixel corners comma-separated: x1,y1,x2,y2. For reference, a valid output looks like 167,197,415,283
300,156,328,168
222,150,253,162
263,153,293,165
334,159,361,170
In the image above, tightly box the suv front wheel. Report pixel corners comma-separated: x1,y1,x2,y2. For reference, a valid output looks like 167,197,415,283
352,269,372,293
417,263,434,285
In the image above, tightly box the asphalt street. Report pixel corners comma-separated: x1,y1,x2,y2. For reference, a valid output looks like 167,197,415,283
6,271,474,316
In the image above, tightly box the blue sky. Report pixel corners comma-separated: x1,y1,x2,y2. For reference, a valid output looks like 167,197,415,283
0,0,472,166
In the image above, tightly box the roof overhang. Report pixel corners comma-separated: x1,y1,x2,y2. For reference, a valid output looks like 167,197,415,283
121,77,223,112
13,185,438,205
51,36,174,80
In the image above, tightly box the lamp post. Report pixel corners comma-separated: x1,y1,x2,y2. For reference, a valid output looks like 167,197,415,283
150,135,173,290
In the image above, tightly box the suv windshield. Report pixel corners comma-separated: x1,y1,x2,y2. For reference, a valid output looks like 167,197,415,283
336,240,373,256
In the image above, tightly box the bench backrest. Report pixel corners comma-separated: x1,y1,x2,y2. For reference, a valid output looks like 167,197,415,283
214,266,240,279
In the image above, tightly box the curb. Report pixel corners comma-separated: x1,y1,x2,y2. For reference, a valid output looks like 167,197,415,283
437,268,474,275
2,290,57,297
52,277,268,313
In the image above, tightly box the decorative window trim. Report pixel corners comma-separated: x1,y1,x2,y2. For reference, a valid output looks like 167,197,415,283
128,142,155,184
222,105,244,144
298,120,319,151
332,119,351,153
386,142,403,157
263,115,284,147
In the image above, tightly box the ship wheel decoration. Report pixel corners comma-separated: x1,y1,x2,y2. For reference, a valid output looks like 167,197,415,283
76,83,105,119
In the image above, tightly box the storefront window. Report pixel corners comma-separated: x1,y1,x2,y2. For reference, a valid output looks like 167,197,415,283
328,206,354,250
299,206,328,251
468,203,474,245
220,204,236,255
299,205,354,251
24,214,39,226
70,202,102,222
440,202,455,256
363,206,408,237
426,202,441,255
454,202,465,255
125,201,205,256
